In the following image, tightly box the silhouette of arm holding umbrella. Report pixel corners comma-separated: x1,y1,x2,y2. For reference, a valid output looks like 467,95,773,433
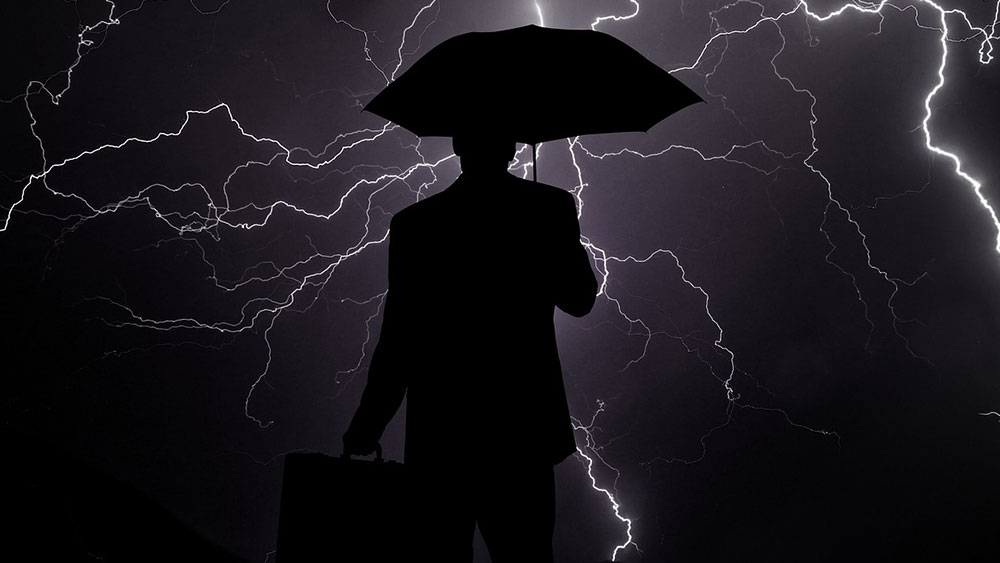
549,188,597,317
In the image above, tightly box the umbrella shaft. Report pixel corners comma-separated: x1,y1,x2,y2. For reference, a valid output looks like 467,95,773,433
532,143,537,183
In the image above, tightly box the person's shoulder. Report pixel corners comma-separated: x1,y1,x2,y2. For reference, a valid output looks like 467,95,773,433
504,175,575,206
390,192,443,225
389,191,457,240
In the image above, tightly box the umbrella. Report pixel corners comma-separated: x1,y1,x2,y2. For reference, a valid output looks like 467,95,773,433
364,24,702,179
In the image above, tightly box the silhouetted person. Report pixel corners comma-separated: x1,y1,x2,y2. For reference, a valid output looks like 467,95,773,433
343,132,598,562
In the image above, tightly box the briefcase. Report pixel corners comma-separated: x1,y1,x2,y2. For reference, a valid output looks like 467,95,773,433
276,447,407,562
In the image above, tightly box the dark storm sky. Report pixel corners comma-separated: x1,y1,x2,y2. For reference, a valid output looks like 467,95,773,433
2,1,999,562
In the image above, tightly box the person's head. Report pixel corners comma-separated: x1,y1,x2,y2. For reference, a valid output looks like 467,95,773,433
452,133,516,175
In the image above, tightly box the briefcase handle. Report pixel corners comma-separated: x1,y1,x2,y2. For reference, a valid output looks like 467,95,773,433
341,443,384,462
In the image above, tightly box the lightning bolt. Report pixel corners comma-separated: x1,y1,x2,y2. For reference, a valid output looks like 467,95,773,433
3,1,998,561
557,0,998,559
572,400,638,561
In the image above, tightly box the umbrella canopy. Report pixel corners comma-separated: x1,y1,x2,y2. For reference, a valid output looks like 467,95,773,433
364,24,702,146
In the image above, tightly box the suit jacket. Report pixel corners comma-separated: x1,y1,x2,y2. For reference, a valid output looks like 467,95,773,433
346,172,598,467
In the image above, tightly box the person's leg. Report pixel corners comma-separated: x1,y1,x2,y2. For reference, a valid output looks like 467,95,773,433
476,464,555,563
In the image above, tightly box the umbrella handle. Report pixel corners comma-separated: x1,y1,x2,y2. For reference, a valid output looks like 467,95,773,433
532,142,537,183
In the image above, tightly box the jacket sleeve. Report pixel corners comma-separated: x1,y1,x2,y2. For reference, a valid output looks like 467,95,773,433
343,215,410,450
552,190,598,317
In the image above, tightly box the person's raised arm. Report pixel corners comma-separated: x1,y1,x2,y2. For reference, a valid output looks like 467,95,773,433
552,190,598,317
